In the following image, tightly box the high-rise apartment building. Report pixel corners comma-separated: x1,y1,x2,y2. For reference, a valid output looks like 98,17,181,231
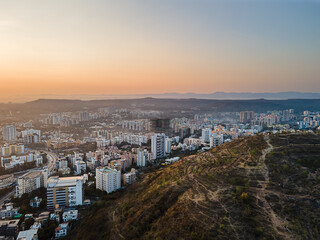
201,128,212,143
96,167,121,194
122,168,136,185
165,138,172,154
16,170,48,197
21,129,41,144
137,149,147,167
151,133,166,160
150,119,171,136
282,110,290,122
2,125,16,142
210,134,224,148
1,144,24,156
47,176,85,210
240,111,255,123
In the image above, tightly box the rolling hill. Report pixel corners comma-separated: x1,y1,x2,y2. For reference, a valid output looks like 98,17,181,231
68,133,320,240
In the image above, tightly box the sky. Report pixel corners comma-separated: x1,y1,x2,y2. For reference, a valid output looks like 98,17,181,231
0,0,320,102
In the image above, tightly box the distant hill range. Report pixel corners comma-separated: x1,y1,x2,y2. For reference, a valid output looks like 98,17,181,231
1,97,320,115
153,91,320,99
2,91,320,103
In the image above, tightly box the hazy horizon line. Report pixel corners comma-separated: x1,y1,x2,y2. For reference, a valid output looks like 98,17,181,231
2,91,320,104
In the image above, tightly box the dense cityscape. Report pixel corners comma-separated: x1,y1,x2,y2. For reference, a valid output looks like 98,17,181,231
1,0,320,239
0,103,319,239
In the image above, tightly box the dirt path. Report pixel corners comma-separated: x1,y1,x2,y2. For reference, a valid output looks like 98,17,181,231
255,136,292,240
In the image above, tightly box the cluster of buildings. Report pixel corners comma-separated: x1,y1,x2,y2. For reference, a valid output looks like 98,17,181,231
40,111,99,127
2,104,320,239
120,119,150,131
297,110,320,129
0,144,43,170
2,125,42,144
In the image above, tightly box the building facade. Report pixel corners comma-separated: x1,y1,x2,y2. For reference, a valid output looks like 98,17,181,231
151,133,166,160
47,176,85,210
2,125,16,141
16,170,48,197
96,167,121,194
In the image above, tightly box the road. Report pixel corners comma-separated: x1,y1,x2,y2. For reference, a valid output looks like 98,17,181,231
0,189,15,205
0,150,58,205
44,151,58,173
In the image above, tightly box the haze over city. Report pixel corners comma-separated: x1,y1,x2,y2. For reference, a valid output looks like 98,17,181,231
1,0,320,102
1,1,320,240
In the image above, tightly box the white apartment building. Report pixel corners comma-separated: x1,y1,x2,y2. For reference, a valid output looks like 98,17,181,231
122,168,136,185
74,160,86,175
96,167,121,194
165,138,172,154
16,170,48,197
2,125,16,141
55,223,69,239
62,210,78,222
137,149,148,167
21,129,41,144
210,134,224,148
151,133,166,160
201,128,212,143
47,176,86,210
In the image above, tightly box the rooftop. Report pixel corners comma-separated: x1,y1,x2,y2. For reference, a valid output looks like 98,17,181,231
17,229,38,240
47,176,85,188
20,171,43,179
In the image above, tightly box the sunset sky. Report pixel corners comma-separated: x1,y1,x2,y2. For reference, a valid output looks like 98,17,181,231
0,0,320,102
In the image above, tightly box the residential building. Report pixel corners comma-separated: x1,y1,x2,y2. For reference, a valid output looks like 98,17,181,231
17,229,38,240
30,197,42,208
0,203,19,219
165,138,172,154
55,222,69,239
210,134,224,148
74,160,86,175
0,174,14,189
282,110,290,122
136,149,147,167
22,129,41,144
201,128,212,143
16,170,48,197
122,168,136,185
96,167,121,194
1,144,25,156
2,125,16,141
151,133,166,159
0,219,19,239
47,176,86,210
62,210,78,222
240,111,254,123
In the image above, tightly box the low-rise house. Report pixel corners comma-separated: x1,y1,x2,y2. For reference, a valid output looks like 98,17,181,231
50,213,60,223
62,210,78,222
30,197,42,208
17,229,38,240
0,219,19,239
0,203,19,219
55,222,69,239
35,212,50,225
122,168,136,185
30,222,41,230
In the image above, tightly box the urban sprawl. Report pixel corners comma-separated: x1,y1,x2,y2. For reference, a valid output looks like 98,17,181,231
0,107,319,239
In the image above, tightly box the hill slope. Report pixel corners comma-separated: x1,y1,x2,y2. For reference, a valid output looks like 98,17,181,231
69,134,320,240
3,98,320,115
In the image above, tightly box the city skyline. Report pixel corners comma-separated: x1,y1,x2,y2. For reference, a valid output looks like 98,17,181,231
1,0,320,102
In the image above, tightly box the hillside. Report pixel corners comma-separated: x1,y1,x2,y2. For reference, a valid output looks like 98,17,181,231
69,133,320,240
3,98,320,115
